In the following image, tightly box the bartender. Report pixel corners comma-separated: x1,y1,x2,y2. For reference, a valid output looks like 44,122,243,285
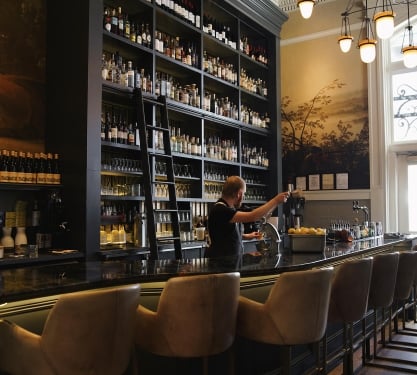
206,176,289,259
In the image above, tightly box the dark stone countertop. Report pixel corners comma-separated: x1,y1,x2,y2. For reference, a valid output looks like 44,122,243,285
0,236,414,304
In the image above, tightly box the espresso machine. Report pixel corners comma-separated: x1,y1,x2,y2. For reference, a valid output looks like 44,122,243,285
282,183,305,232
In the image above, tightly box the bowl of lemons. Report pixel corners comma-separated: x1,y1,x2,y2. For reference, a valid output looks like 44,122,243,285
287,227,327,252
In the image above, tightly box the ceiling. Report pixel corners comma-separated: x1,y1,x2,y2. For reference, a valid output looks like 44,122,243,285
275,0,337,13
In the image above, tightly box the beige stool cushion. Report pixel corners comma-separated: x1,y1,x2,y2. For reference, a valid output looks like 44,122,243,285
394,251,417,301
368,252,399,309
328,257,373,324
237,268,333,345
135,272,240,358
0,284,141,375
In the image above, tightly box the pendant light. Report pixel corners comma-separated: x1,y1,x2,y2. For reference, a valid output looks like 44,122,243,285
297,0,315,19
358,0,377,64
373,0,395,40
402,0,417,68
338,13,354,53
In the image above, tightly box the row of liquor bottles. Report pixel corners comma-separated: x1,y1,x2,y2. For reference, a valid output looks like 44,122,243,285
102,52,153,92
101,104,269,165
204,182,267,201
102,47,266,96
204,166,264,185
102,4,268,65
0,150,61,185
102,50,269,124
103,7,153,48
154,30,199,68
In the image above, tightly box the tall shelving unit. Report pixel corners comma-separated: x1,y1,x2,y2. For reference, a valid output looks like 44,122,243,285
45,0,287,260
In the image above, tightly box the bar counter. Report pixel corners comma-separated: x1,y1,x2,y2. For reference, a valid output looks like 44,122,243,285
1,235,414,305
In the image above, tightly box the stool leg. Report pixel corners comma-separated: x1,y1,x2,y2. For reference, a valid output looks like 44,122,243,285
203,356,209,375
321,333,328,374
280,346,291,375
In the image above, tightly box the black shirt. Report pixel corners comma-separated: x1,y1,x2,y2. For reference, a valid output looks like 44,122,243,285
206,198,243,258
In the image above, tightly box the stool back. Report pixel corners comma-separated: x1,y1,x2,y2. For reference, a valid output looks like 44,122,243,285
136,272,240,358
394,251,417,301
42,285,141,375
328,257,373,323
237,268,333,346
368,252,399,309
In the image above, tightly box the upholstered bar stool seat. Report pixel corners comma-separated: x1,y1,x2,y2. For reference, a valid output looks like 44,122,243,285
237,268,334,375
0,284,141,375
323,257,373,374
134,272,240,374
363,252,399,362
388,250,417,345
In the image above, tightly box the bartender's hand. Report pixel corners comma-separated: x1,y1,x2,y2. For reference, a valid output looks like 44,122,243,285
276,191,291,204
243,231,264,240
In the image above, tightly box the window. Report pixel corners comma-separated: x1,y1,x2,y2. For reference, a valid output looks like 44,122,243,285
386,16,417,234
409,162,417,232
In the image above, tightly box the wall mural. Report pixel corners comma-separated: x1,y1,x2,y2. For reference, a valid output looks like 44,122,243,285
281,78,370,189
0,0,46,152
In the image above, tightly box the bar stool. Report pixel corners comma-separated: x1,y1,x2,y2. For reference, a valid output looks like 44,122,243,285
386,250,417,347
362,252,399,362
0,284,141,375
322,257,373,375
236,267,334,375
134,272,240,375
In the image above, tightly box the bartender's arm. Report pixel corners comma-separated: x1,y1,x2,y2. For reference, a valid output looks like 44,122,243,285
232,191,289,224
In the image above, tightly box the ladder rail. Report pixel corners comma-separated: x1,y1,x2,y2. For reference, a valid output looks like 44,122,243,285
134,89,182,260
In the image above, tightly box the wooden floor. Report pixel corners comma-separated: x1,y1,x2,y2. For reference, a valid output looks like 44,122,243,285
329,320,417,375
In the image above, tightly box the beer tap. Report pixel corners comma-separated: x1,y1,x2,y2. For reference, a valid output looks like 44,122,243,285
352,200,369,227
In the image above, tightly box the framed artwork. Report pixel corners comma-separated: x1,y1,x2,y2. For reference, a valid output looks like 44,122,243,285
336,173,349,189
308,174,320,190
296,176,307,191
321,173,334,190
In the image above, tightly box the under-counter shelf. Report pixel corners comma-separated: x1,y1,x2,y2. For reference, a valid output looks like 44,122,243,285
0,249,83,268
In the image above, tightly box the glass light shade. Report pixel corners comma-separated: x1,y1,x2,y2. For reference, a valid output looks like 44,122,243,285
359,39,377,63
297,0,315,19
402,46,417,68
374,11,395,40
338,35,354,53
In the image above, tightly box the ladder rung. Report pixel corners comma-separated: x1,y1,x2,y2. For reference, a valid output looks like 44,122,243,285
154,209,179,213
157,236,181,242
146,124,169,131
148,152,172,158
152,180,176,185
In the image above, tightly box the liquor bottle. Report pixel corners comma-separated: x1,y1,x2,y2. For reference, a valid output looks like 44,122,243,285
127,61,134,88
16,151,26,184
117,115,124,144
141,23,146,46
100,111,106,141
130,22,136,42
32,200,41,227
134,122,140,147
128,123,135,146
36,153,47,184
103,7,112,32
117,7,124,35
105,111,112,141
52,153,61,185
124,15,130,39
25,152,34,184
8,150,17,183
145,24,152,47
0,149,9,183
111,112,118,143
111,8,118,34
46,153,54,184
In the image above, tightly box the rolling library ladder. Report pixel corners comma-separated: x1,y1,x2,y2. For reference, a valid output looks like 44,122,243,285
134,89,182,260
